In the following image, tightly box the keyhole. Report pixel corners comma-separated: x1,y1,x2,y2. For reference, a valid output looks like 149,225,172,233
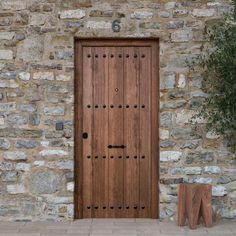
115,88,119,92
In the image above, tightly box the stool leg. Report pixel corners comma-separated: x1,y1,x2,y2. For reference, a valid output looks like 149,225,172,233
177,184,186,226
201,187,212,228
197,204,202,225
186,186,202,230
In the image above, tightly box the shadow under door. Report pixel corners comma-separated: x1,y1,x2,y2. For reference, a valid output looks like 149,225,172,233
75,39,159,219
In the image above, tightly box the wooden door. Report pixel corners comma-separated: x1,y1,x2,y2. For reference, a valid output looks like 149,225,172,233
75,39,159,219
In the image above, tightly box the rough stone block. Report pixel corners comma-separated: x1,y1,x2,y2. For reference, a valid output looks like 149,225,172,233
16,140,37,149
177,74,186,88
0,128,43,138
160,151,182,162
0,71,17,80
171,128,195,139
184,167,202,175
29,113,41,126
160,141,176,148
18,72,30,81
39,149,68,157
221,208,236,219
131,11,153,19
1,171,17,182
0,50,13,60
161,72,176,89
176,110,194,125
89,10,113,17
206,131,220,139
192,177,213,184
33,160,45,167
29,171,61,194
192,9,215,17
48,85,69,93
160,112,173,127
161,100,186,109
17,36,44,62
55,50,73,60
165,2,177,9
30,13,47,25
4,151,27,161
171,30,193,42
56,74,71,81
19,104,36,112
1,0,27,10
0,80,19,88
44,107,65,116
86,21,111,29
140,22,160,29
160,129,169,140
166,20,184,29
181,141,199,149
0,32,15,40
173,9,189,17
7,184,26,194
67,182,74,192
147,3,160,9
59,9,86,19
33,72,54,80
0,139,10,150
203,166,221,174
186,152,215,164
0,162,14,171
47,160,73,170
159,11,170,18
212,186,227,197
16,163,31,171
0,102,16,111
8,113,28,126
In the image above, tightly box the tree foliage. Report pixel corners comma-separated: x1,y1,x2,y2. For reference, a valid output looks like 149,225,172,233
194,2,236,149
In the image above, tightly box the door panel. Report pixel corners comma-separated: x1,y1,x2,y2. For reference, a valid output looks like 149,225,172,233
123,47,139,218
75,39,159,219
92,47,109,217
139,47,152,218
108,47,124,217
82,46,93,218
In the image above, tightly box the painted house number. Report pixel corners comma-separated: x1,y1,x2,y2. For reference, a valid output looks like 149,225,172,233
112,20,121,32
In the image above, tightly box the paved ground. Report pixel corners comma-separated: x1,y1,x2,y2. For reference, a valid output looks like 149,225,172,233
0,219,235,236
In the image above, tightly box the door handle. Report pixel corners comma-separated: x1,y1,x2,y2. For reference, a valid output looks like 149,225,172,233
108,145,126,149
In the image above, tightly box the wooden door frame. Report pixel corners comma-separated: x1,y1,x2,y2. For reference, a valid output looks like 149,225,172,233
74,38,160,219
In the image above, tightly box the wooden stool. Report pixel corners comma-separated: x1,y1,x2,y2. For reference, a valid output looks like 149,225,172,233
177,183,212,230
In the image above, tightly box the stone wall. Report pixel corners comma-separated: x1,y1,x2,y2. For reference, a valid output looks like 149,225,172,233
0,0,235,221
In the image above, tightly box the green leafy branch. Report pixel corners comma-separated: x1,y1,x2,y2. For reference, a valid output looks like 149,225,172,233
191,1,236,151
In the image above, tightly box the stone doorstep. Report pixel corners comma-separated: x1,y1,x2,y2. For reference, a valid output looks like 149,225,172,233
0,229,20,233
19,228,68,233
41,234,88,236
0,234,41,236
0,220,235,236
90,234,138,236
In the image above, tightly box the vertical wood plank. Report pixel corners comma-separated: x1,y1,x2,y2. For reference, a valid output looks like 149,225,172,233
139,47,152,218
151,42,159,219
82,47,93,218
74,40,83,219
93,47,109,217
108,47,124,217
123,47,139,217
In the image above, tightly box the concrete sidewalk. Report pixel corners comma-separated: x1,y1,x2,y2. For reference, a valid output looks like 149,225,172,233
0,219,235,236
